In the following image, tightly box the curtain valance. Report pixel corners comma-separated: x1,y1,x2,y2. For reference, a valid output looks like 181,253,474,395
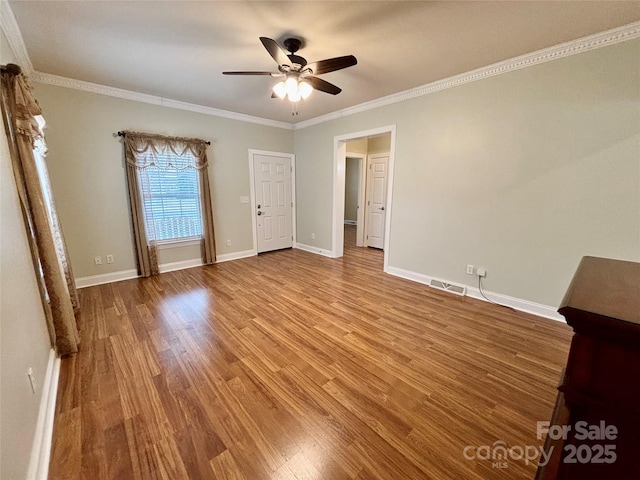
122,131,209,170
6,64,47,155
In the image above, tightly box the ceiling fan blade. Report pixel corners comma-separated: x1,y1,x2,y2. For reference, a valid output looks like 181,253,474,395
306,55,357,75
222,71,277,76
260,37,291,67
305,76,342,95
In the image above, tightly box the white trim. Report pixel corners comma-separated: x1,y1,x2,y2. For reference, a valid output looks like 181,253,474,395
27,349,59,480
465,285,565,323
294,243,334,258
76,258,211,287
333,139,347,258
385,266,565,323
29,71,293,130
157,238,201,250
0,0,34,73
248,149,296,255
215,249,255,263
294,21,640,130
343,220,357,226
332,126,396,267
158,258,202,273
75,268,138,288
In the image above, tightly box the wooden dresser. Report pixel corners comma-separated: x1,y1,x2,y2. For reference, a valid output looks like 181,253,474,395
536,256,640,479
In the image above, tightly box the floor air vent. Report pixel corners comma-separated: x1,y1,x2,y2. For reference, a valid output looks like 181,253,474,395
429,279,466,296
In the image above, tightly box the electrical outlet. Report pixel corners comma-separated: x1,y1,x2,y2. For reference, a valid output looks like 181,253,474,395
94,256,102,265
226,240,231,247
466,264,474,275
477,267,487,277
106,254,114,264
311,233,316,240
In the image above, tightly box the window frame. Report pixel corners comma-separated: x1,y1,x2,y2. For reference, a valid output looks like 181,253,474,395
138,162,204,245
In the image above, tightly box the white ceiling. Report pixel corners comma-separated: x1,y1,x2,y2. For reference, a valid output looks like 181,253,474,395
7,1,640,124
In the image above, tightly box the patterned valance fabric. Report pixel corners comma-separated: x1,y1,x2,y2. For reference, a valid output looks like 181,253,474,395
8,65,43,138
122,131,209,170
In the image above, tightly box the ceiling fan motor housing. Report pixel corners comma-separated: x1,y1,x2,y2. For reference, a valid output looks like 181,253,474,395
283,38,307,67
283,38,302,53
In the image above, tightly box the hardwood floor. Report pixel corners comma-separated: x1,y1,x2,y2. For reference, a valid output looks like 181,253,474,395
49,228,573,479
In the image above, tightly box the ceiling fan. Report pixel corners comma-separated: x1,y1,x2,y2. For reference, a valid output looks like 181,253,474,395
223,37,357,104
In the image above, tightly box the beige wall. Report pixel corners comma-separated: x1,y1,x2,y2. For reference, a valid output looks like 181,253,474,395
368,133,391,154
33,84,294,278
1,29,54,479
346,137,368,154
295,39,640,308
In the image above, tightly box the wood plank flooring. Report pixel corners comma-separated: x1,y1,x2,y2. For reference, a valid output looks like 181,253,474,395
49,228,573,479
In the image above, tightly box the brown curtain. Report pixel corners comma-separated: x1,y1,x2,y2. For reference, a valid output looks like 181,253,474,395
1,64,79,356
122,131,216,277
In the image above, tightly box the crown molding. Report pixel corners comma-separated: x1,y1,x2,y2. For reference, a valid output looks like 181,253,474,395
293,20,640,130
3,0,638,133
0,0,33,73
30,71,294,130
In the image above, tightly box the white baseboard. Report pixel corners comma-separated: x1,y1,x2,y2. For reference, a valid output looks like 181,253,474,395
76,259,201,288
216,249,256,263
385,265,433,287
294,243,334,258
27,349,60,480
344,220,357,226
76,251,262,288
75,268,138,288
465,285,564,322
385,265,565,323
158,258,203,273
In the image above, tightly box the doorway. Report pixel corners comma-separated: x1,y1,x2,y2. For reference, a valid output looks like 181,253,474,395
332,125,396,267
249,150,296,254
345,153,366,247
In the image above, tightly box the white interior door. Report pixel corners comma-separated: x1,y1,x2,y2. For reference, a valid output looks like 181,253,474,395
253,153,293,253
365,154,389,249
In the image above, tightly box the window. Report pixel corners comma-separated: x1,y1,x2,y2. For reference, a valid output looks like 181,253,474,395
122,130,215,277
139,163,202,242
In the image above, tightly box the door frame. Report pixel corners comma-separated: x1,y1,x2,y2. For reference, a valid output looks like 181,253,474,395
248,149,296,255
332,125,396,268
345,152,367,247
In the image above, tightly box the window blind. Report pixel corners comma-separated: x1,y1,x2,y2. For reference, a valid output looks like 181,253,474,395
139,163,202,241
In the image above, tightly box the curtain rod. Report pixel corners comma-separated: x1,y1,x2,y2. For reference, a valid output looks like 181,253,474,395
117,131,211,146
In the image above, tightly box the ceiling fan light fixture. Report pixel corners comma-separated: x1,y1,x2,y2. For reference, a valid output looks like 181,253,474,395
288,90,301,102
225,37,356,108
273,81,287,99
299,81,313,99
284,77,299,97
274,77,313,103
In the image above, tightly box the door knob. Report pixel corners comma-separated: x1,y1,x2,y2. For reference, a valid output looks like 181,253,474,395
380,206,385,211
257,211,262,216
